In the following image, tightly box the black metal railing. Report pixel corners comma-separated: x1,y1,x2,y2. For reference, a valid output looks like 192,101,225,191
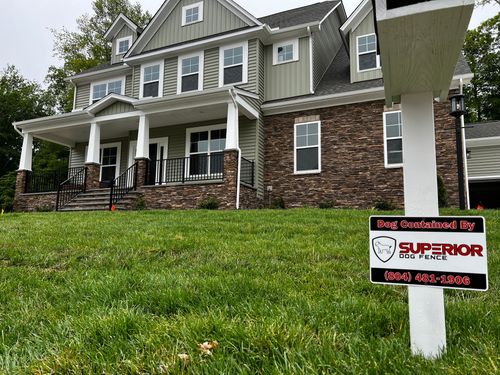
146,154,225,185
240,157,255,187
109,163,138,210
25,167,81,194
56,167,87,211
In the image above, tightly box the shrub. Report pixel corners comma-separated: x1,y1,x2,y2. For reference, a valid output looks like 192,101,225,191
319,200,336,209
135,197,147,211
437,175,449,208
198,197,219,210
374,199,396,211
270,197,286,209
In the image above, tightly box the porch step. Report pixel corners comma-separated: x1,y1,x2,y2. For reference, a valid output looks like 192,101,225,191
58,189,142,212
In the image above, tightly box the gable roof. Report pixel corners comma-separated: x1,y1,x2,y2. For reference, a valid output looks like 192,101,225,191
466,121,500,140
125,0,261,58
339,0,371,35
85,93,138,114
258,1,341,29
104,13,141,41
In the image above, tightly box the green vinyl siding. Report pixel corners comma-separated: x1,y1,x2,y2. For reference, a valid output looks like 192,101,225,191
132,66,141,98
467,145,500,178
96,103,135,117
69,145,86,169
204,48,219,90
238,39,258,94
350,10,383,83
164,57,178,96
313,9,343,89
264,37,310,101
144,0,249,52
125,75,133,97
111,25,136,65
75,83,91,109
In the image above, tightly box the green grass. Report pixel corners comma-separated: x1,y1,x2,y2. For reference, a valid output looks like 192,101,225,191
0,209,498,374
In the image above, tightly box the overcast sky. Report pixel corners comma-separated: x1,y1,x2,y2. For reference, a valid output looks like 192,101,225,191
0,0,498,84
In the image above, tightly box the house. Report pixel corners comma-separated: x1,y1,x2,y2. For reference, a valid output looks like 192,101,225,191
466,121,500,209
13,0,472,211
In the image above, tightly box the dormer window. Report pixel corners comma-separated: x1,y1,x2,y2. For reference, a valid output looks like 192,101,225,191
116,36,132,55
182,2,204,26
90,78,124,104
273,39,299,65
140,61,164,99
357,34,380,72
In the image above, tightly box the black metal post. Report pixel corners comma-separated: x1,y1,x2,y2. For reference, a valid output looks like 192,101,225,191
455,117,466,210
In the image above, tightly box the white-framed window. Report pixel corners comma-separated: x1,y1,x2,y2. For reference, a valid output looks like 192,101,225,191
140,60,164,99
182,1,204,26
383,111,403,168
177,51,204,94
273,39,299,65
116,36,133,55
85,142,122,182
357,33,380,72
294,121,321,174
219,41,248,87
90,78,125,104
185,125,226,177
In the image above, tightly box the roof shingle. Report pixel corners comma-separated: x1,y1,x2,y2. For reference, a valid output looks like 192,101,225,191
258,1,340,29
466,121,500,139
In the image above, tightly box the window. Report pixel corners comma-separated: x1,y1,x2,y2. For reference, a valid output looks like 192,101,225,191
273,39,299,65
187,126,226,177
178,52,204,93
384,111,403,168
182,2,204,26
295,122,321,174
219,42,248,86
116,36,132,55
357,34,379,71
90,79,124,104
140,61,164,98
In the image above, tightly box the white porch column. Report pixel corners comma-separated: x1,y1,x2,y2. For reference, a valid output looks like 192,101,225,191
86,121,101,164
226,101,239,150
402,92,446,359
19,133,33,171
136,114,150,159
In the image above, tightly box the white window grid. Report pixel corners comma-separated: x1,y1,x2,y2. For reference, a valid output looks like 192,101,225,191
182,2,204,26
357,33,379,72
384,110,404,168
294,121,321,174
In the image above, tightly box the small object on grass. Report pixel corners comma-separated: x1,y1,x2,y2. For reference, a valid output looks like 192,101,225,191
111,204,117,212
1,209,4,215
198,340,219,356
177,353,190,362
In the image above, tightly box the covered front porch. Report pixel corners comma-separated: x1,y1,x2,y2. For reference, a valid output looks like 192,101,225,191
13,88,262,211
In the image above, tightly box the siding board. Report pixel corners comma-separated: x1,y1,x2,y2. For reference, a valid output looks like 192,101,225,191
75,83,91,109
204,48,219,90
164,57,178,96
264,37,310,101
96,103,135,117
144,0,248,52
468,145,500,178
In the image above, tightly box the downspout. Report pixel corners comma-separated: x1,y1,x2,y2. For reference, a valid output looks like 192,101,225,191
307,26,314,94
460,78,471,209
228,88,241,210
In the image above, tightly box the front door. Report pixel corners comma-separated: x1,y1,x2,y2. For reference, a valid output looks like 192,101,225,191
129,138,168,185
100,146,119,187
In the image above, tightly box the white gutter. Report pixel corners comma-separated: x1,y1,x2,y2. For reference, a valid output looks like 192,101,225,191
460,78,471,209
307,26,314,94
12,123,23,137
228,88,242,210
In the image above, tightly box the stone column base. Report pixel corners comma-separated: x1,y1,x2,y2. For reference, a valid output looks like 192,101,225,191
85,163,101,191
134,158,149,188
224,150,239,209
13,170,29,211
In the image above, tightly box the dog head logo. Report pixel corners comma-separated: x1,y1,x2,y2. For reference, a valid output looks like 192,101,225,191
372,236,397,263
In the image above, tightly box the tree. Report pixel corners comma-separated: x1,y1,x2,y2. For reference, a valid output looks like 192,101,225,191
0,66,59,210
48,0,151,112
463,14,500,122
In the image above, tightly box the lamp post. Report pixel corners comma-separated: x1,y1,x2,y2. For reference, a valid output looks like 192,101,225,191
450,94,466,210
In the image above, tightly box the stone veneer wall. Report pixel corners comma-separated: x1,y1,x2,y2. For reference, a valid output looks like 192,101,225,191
263,100,459,209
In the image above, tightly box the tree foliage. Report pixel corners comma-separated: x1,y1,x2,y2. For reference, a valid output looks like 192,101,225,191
463,14,500,122
0,66,66,210
48,0,151,112
476,0,500,6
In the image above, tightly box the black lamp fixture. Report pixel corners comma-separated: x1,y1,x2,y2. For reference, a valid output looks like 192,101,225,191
450,94,466,118
449,93,467,210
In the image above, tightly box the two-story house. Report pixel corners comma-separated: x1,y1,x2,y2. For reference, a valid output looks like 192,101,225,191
13,0,472,211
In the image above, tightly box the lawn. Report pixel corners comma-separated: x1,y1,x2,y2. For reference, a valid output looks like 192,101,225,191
0,209,498,374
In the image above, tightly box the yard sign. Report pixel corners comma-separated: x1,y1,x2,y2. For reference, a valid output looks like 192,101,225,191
370,216,488,291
